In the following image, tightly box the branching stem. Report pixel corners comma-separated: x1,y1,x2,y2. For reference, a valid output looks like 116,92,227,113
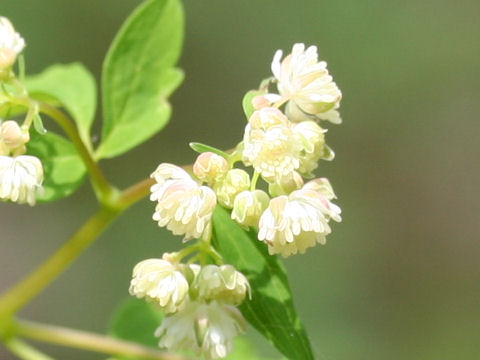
2,337,54,360
14,319,191,360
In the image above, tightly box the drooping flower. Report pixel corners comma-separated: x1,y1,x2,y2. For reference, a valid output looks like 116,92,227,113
193,152,229,186
0,17,25,70
242,107,302,183
231,189,269,227
150,163,217,240
271,43,342,123
129,258,189,314
0,155,43,206
156,300,246,359
213,168,250,209
258,183,341,257
193,265,251,305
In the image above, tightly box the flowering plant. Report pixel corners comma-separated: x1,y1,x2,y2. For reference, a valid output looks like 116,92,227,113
0,1,343,359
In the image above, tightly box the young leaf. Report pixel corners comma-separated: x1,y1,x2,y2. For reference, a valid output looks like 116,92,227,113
189,142,230,158
27,131,86,202
25,63,97,148
212,206,314,360
96,0,184,159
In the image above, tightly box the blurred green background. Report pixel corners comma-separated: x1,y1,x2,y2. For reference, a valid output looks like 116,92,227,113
1,0,479,359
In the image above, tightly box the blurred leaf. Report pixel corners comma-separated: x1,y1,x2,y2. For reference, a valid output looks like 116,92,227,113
108,297,164,360
212,206,314,360
27,131,86,202
96,0,184,159
25,63,97,147
225,337,273,360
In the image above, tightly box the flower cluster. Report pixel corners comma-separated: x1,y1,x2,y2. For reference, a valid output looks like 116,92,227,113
131,42,342,359
130,256,250,359
0,18,44,206
148,43,341,258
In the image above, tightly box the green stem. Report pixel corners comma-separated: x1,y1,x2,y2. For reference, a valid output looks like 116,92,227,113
36,102,117,205
14,320,190,360
0,176,154,319
250,170,260,191
0,208,118,317
6,96,116,206
2,338,54,360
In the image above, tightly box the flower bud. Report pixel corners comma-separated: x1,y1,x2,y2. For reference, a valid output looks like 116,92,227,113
213,169,250,208
193,152,229,185
194,265,250,305
251,95,271,110
231,190,269,227
0,17,25,71
129,258,189,314
1,120,29,150
268,171,304,197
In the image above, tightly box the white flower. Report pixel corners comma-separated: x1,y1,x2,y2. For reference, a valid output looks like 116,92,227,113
150,163,217,240
156,300,246,359
231,190,269,227
0,155,43,206
129,258,189,314
0,17,25,70
194,265,251,305
271,43,342,123
258,184,341,257
193,152,229,185
242,107,302,183
213,169,250,209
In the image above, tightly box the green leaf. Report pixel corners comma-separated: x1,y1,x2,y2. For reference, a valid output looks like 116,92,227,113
212,206,314,360
109,297,164,351
225,337,273,360
96,0,184,159
25,63,97,147
27,131,86,202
